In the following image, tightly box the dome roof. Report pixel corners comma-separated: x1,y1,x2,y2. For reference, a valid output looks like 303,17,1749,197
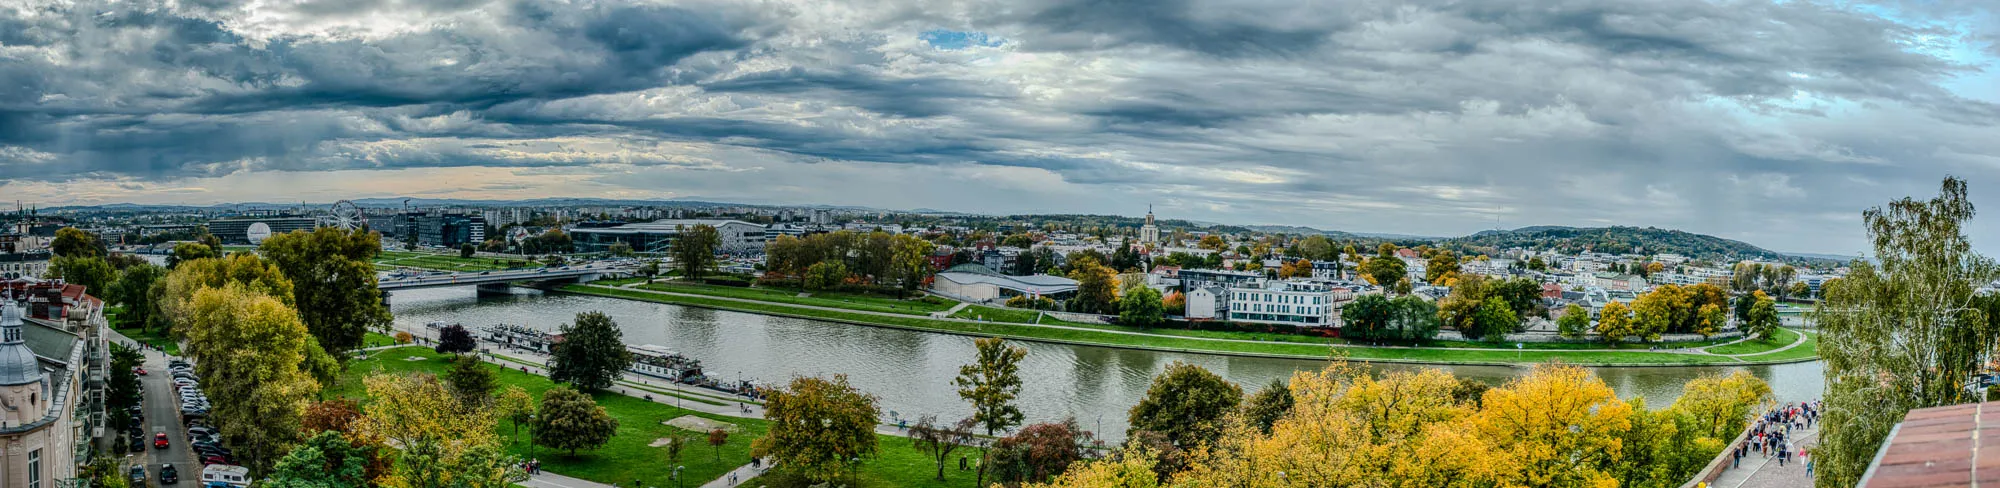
0,298,44,386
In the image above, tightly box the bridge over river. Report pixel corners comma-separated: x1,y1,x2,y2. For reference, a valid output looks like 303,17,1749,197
377,263,632,302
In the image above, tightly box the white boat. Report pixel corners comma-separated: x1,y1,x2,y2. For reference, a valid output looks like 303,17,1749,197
627,344,703,382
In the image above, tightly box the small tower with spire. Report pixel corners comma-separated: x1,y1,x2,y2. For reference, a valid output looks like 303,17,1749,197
0,289,47,426
1139,205,1160,244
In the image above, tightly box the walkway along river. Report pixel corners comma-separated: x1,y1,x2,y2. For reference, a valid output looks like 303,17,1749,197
388,287,1826,441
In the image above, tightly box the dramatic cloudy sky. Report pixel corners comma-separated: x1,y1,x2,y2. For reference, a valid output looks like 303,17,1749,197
4,0,2000,253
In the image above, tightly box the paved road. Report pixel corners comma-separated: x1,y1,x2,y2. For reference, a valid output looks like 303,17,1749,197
110,333,199,488
1708,423,1819,488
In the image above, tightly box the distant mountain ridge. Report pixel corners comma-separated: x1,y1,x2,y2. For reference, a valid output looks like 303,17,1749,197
1447,225,1824,263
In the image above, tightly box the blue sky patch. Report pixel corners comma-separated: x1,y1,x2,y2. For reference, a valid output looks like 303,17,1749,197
920,30,1003,50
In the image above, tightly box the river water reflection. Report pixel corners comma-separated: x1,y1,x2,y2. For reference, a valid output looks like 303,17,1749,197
389,288,1825,440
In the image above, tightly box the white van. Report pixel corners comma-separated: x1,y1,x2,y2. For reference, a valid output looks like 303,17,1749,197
200,464,252,487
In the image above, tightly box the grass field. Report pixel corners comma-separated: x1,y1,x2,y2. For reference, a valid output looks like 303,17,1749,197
1733,329,1819,362
336,347,979,488
106,306,181,355
567,285,1793,366
372,251,524,272
1703,327,1800,356
635,281,955,316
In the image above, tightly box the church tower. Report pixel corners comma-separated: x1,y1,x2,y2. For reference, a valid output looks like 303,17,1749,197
1139,205,1160,244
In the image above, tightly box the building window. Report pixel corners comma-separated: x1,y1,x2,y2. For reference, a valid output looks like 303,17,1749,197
27,448,40,488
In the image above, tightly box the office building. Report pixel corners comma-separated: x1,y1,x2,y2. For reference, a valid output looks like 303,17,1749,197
570,220,769,254
1226,280,1344,326
416,214,486,248
207,217,318,244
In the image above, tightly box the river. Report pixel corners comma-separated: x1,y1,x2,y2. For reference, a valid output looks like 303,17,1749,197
388,287,1826,440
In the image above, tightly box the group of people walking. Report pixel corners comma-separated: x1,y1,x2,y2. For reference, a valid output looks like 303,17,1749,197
1731,400,1820,474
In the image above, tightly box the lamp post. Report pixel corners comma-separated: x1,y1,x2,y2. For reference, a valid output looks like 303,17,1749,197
673,465,684,488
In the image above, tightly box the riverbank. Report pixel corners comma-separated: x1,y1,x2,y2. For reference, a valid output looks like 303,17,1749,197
560,284,1820,367
337,345,989,488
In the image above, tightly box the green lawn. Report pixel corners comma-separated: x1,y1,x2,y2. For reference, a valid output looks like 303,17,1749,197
1734,330,1820,362
338,346,984,488
372,251,531,272
950,305,1041,323
635,282,956,316
566,285,1760,366
363,331,402,348
1703,327,1801,356
106,306,181,355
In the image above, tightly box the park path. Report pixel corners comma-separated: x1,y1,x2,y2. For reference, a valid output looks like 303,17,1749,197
698,460,771,488
1706,423,1819,488
389,325,965,488
582,284,1731,356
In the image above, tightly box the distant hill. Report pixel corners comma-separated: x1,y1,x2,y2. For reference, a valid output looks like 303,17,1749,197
1446,226,1828,264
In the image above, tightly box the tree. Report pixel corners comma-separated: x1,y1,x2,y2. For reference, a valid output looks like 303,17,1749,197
1340,294,1392,341
1068,257,1118,314
111,263,166,330
547,311,633,391
302,399,366,435
48,255,115,298
1359,253,1408,291
107,343,144,418
606,241,633,257
803,261,849,291
1787,281,1812,300
1241,378,1293,434
1596,301,1636,344
986,419,1095,486
495,386,536,445
909,415,976,481
1670,371,1773,440
1424,250,1460,285
708,428,730,462
1813,179,2000,486
533,387,620,457
265,430,374,488
673,224,722,281
891,234,938,293
752,374,881,484
1468,296,1520,342
1695,303,1727,338
446,353,497,407
1196,235,1226,251
1297,235,1335,262
956,337,1027,436
1119,286,1165,327
435,324,477,354
1473,364,1633,488
259,228,392,357
1557,303,1590,339
1744,291,1779,341
181,284,329,471
53,226,105,257
1276,259,1312,279
167,241,220,268
361,373,525,488
1023,443,1162,488
481,238,508,253
1127,361,1242,447
1385,295,1442,341
638,260,661,283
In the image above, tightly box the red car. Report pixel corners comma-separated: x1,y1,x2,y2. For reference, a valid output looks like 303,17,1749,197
133,367,147,376
153,432,169,449
199,454,229,466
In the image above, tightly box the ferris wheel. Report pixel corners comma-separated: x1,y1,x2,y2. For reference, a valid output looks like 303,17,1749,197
328,200,366,230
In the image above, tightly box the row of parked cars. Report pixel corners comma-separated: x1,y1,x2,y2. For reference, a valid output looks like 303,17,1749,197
166,358,239,466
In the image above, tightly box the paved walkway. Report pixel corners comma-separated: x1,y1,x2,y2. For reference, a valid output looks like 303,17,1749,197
698,460,771,488
1707,424,1818,488
520,471,615,488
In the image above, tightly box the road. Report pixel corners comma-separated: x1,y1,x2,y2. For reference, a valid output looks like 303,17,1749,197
112,334,198,488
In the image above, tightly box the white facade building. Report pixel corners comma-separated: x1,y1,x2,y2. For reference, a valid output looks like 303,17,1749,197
1226,280,1341,327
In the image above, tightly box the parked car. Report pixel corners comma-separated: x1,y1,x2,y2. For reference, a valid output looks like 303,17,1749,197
200,454,230,466
187,426,216,437
128,435,146,453
130,465,147,485
160,463,180,484
133,367,147,375
154,432,170,449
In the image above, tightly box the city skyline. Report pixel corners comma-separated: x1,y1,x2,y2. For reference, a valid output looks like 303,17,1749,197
6,0,2000,255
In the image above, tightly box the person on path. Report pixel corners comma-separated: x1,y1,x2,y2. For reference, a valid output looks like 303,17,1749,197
1732,444,1743,469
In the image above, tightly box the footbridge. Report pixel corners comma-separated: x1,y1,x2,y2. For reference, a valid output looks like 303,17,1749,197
377,264,631,300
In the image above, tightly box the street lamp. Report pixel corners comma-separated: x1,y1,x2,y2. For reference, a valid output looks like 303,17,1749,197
673,465,684,488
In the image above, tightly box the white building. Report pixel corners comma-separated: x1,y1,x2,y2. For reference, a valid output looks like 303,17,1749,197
1138,206,1160,244
1226,280,1342,327
1186,286,1227,320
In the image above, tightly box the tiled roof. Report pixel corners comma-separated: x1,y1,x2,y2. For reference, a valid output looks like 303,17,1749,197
1860,401,2000,487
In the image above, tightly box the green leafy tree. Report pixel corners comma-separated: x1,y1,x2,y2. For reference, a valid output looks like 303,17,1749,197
1119,286,1166,327
1241,378,1294,434
1557,304,1591,339
1813,178,2000,485
1425,250,1461,285
1340,294,1393,341
495,386,536,445
1386,295,1442,341
803,261,849,291
533,387,620,457
890,234,937,294
1070,257,1119,314
52,226,105,257
181,284,331,471
167,241,219,268
1127,361,1243,447
1787,281,1812,300
547,311,633,391
638,260,661,283
1469,296,1520,342
752,374,881,484
445,353,497,407
111,263,166,330
673,224,721,281
1360,254,1408,291
48,255,115,298
985,419,1096,486
260,228,392,357
107,343,144,419
1744,291,1780,341
955,337,1027,436
265,430,373,488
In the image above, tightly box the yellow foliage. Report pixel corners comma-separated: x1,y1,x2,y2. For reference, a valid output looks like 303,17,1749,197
1028,444,1163,488
1473,364,1631,488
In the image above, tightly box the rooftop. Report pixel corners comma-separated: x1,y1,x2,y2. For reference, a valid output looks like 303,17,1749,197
1859,401,2000,487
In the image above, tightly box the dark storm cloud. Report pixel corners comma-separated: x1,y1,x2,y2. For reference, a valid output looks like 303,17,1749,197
4,0,1999,251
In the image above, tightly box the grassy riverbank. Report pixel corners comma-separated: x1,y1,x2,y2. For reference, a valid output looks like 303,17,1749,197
634,282,955,316
336,346,980,488
563,285,1815,366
